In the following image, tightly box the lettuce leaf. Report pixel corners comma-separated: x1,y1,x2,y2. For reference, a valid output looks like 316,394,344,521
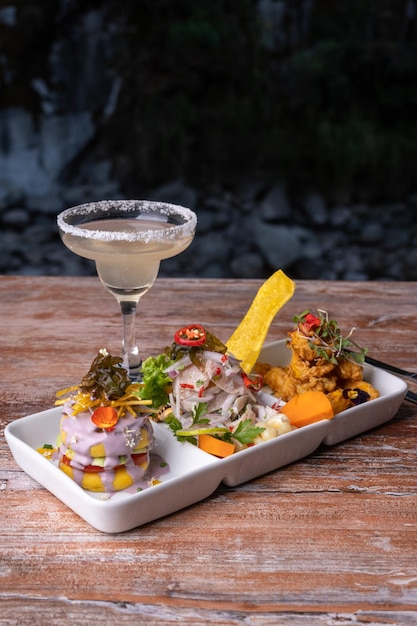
139,354,174,409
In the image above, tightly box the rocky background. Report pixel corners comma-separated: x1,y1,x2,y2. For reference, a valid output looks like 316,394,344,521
1,1,417,281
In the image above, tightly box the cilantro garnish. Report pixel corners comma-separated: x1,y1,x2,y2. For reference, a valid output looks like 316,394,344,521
165,404,264,447
223,419,265,445
164,414,198,445
166,403,210,444
191,402,209,425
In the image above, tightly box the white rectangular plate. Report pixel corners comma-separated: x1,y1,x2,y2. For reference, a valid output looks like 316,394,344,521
5,340,407,533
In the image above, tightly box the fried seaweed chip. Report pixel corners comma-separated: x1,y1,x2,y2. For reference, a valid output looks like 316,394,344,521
226,269,295,373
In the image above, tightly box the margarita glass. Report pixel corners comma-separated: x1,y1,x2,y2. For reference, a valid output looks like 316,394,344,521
57,200,197,378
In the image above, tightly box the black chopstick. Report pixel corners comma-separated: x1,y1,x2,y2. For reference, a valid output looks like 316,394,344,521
365,356,417,381
405,390,417,405
340,352,417,406
363,356,417,405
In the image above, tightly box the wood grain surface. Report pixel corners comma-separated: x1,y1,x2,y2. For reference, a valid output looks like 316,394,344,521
1,276,416,625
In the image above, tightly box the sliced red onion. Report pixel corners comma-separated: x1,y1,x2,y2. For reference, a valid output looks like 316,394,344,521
220,392,239,419
201,350,225,363
256,389,284,408
165,354,192,378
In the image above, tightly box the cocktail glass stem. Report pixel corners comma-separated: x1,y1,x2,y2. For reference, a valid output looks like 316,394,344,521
120,300,141,379
57,200,197,381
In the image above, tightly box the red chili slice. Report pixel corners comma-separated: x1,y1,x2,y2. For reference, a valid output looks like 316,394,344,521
241,372,263,391
174,324,206,347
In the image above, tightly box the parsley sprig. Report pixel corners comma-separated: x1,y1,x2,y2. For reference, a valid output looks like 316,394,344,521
164,402,211,444
164,414,198,444
191,402,209,426
222,419,265,445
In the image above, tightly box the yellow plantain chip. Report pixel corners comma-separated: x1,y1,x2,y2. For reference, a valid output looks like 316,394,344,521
226,269,295,373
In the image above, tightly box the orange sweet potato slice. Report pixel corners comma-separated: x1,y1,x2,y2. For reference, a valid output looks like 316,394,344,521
280,391,334,428
198,434,236,457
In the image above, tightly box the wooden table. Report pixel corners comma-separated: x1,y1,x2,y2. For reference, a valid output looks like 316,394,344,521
1,276,416,625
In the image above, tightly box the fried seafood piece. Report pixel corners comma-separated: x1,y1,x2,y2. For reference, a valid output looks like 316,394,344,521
287,329,328,362
261,329,339,400
344,379,380,401
263,365,338,401
326,389,351,414
263,367,297,401
255,361,302,399
335,357,363,384
287,329,336,377
257,310,382,413
288,352,337,383
258,326,380,410
252,361,274,378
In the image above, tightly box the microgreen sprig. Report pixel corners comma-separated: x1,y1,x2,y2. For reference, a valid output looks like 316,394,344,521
293,309,367,365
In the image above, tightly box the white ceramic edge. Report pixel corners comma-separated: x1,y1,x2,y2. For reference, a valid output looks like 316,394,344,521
5,412,222,533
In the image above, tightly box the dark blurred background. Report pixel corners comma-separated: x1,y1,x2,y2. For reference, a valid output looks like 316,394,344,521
1,0,417,280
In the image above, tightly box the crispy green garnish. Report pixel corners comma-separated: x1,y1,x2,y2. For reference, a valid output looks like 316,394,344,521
79,349,131,400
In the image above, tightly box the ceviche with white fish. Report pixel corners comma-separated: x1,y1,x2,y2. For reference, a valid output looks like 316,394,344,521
137,316,379,458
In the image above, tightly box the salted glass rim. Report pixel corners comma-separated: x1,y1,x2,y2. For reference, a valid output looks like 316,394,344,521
57,200,197,242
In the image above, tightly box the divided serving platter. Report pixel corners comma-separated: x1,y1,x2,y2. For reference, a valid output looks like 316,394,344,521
4,340,407,533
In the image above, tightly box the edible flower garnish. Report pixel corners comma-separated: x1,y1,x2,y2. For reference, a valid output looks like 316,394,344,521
91,406,118,430
343,387,371,406
293,309,367,365
299,312,321,333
